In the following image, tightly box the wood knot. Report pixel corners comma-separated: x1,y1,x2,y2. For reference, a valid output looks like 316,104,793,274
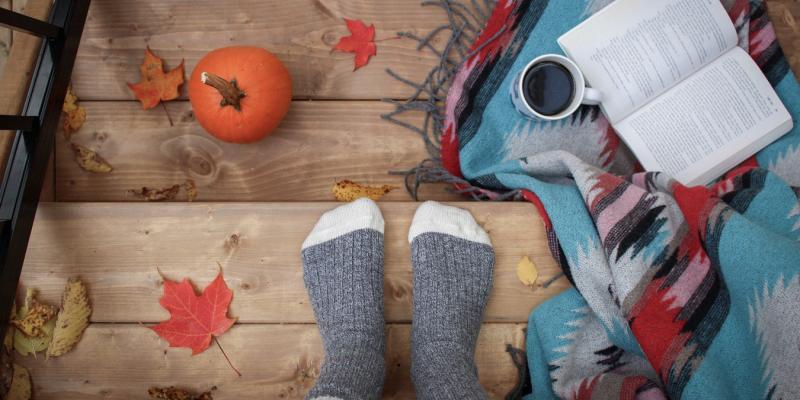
225,233,240,252
180,110,194,123
322,31,339,46
388,280,411,301
160,135,222,185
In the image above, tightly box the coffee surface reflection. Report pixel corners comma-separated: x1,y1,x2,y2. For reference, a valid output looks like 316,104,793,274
522,61,575,116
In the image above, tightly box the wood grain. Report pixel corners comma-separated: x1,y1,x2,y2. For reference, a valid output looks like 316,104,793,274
19,323,525,399
770,0,800,78
71,0,484,101
20,202,568,324
66,0,800,101
56,101,458,202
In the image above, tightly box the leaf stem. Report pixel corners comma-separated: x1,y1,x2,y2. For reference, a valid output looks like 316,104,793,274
161,102,174,127
374,36,402,43
214,337,242,377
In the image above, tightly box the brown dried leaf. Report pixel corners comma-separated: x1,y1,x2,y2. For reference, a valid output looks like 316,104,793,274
71,143,113,173
3,302,15,353
148,386,216,400
1,336,12,397
62,85,86,139
129,184,181,202
5,363,31,400
47,279,91,357
10,289,56,338
332,180,397,202
183,179,197,202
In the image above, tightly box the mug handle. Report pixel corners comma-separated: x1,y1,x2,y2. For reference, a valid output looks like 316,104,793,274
582,87,603,106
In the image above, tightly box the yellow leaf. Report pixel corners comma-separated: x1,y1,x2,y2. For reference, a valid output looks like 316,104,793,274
5,363,31,400
14,317,55,357
47,279,91,357
10,289,56,338
332,180,397,202
516,256,539,288
62,85,86,139
13,288,56,356
71,143,113,174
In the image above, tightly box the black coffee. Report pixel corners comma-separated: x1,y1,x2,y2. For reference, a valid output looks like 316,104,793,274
522,62,575,116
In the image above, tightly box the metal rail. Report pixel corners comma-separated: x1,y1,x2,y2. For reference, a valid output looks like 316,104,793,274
0,0,91,339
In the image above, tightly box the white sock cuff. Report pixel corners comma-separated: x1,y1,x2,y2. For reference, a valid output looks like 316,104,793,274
408,201,492,246
302,198,384,250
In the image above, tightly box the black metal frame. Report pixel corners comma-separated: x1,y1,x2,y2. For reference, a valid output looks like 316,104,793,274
0,0,90,339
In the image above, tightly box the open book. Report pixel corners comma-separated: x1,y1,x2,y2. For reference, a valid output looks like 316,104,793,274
558,0,793,186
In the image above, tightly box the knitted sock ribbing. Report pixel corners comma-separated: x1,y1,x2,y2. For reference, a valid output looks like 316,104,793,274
408,201,495,400
301,198,386,400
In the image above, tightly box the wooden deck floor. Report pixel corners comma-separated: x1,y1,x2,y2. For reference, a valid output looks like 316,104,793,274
2,0,799,398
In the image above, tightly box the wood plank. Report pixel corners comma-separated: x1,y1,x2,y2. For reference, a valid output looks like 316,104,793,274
19,323,525,399
72,0,479,101
56,101,459,202
20,202,568,323
770,0,800,78
67,0,800,101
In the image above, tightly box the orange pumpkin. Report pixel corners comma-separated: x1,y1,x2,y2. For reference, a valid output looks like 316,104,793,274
188,46,292,143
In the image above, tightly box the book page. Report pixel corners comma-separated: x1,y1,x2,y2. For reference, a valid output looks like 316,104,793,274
558,0,738,123
615,48,793,186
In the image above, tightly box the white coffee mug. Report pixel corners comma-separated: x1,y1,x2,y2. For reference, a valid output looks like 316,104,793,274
510,54,603,121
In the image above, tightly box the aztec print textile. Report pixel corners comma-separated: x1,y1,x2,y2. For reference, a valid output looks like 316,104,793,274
442,0,800,398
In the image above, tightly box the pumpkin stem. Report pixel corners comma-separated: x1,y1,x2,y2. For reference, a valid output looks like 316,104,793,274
201,72,246,111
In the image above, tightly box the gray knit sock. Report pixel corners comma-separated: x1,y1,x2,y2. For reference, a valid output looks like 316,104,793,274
408,201,495,400
301,198,386,400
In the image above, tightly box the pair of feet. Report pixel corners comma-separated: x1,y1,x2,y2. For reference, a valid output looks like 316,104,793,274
301,199,495,400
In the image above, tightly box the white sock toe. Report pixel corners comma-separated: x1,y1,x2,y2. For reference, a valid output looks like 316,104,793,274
302,198,385,250
408,201,492,246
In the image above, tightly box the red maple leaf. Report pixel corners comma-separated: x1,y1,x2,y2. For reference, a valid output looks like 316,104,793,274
150,272,236,355
333,19,377,70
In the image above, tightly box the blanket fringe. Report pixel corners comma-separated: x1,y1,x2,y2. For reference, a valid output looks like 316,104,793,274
382,0,499,199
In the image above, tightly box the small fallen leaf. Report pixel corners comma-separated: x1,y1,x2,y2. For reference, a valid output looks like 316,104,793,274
332,19,377,70
10,289,56,338
129,184,181,201
148,386,216,400
1,326,13,399
71,143,113,173
150,272,236,355
516,256,539,288
332,180,397,202
127,47,185,109
14,318,55,357
62,85,86,139
183,179,198,202
47,279,91,357
3,302,15,353
5,363,31,400
13,289,56,357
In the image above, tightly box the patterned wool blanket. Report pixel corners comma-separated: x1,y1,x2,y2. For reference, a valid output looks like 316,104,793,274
430,0,800,398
